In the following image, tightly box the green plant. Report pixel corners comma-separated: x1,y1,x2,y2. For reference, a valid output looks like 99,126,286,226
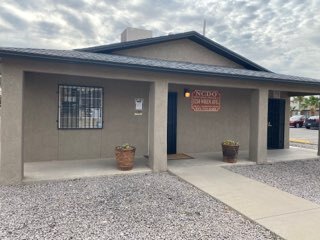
115,143,135,150
222,140,239,146
304,96,319,115
293,95,320,115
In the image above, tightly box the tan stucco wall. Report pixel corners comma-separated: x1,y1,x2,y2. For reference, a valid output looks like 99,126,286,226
24,74,251,162
114,39,244,68
169,84,251,153
23,73,149,162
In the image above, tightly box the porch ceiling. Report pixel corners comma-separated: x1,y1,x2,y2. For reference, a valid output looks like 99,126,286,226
288,92,320,96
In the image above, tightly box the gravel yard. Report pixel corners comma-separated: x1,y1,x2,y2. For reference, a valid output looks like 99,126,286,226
290,142,317,150
226,159,320,205
0,173,280,240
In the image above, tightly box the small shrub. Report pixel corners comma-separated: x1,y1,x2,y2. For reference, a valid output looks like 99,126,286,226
115,143,135,150
222,140,239,146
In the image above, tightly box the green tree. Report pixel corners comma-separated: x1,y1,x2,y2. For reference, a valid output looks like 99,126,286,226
304,96,319,116
293,96,308,111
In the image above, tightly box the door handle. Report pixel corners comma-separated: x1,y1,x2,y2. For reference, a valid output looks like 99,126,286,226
268,122,272,127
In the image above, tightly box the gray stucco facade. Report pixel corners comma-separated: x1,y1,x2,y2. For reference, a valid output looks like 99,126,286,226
23,73,150,162
1,30,320,184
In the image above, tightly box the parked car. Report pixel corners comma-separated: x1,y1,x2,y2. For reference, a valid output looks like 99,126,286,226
305,116,319,129
289,115,305,128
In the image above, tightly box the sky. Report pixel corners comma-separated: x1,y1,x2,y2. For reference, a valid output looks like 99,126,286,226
0,0,319,78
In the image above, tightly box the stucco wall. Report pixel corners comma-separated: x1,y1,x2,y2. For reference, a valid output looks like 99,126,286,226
114,39,244,68
23,72,251,162
169,84,251,153
23,73,149,162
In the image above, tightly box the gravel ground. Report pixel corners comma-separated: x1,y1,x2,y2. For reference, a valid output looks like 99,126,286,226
0,173,280,240
290,142,318,150
226,159,320,205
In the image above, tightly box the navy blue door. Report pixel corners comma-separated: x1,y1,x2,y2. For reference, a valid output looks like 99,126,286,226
267,98,286,149
167,92,177,154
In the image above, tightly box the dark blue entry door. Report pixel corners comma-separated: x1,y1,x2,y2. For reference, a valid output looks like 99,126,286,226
267,98,286,149
167,92,177,154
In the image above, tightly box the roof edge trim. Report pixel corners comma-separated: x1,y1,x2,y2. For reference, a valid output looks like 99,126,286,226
1,51,319,87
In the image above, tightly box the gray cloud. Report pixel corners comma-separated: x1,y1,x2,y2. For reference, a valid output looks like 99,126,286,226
0,7,28,30
0,0,319,79
36,21,61,36
57,8,95,38
11,0,40,10
53,0,87,9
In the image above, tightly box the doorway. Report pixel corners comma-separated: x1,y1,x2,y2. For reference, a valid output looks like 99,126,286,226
167,92,177,154
267,98,286,149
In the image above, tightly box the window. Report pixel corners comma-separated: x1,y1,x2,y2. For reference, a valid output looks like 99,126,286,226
58,85,103,129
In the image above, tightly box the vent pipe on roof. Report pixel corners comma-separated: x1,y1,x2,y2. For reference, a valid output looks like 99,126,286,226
203,19,206,36
121,27,153,42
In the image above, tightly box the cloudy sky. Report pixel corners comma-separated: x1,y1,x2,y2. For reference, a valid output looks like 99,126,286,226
0,0,319,78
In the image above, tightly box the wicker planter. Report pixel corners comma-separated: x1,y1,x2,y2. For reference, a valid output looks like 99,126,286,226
221,144,239,163
115,146,136,171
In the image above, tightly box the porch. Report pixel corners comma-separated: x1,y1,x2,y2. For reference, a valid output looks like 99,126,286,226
168,147,319,170
23,147,318,182
23,157,151,182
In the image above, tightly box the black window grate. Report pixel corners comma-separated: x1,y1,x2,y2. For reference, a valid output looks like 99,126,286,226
58,85,103,129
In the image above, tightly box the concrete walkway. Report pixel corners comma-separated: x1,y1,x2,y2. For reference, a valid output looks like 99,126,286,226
169,164,320,240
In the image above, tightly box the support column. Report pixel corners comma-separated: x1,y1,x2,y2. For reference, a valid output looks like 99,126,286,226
0,63,24,184
148,80,168,172
318,97,320,156
249,88,268,163
284,94,290,149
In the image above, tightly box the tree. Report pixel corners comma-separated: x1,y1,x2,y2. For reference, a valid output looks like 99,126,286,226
303,96,319,116
293,96,305,111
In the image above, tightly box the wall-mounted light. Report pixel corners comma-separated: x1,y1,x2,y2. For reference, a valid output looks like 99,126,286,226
184,88,191,98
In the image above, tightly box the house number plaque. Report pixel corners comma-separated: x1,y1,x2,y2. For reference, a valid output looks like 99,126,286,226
191,90,221,112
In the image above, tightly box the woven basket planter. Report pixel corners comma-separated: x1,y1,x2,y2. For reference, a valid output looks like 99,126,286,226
221,144,239,163
115,147,136,171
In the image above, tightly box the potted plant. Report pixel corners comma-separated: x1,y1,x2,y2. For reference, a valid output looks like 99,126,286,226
221,140,239,163
115,143,136,171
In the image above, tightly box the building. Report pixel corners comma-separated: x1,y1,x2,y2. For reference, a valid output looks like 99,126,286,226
0,27,320,184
